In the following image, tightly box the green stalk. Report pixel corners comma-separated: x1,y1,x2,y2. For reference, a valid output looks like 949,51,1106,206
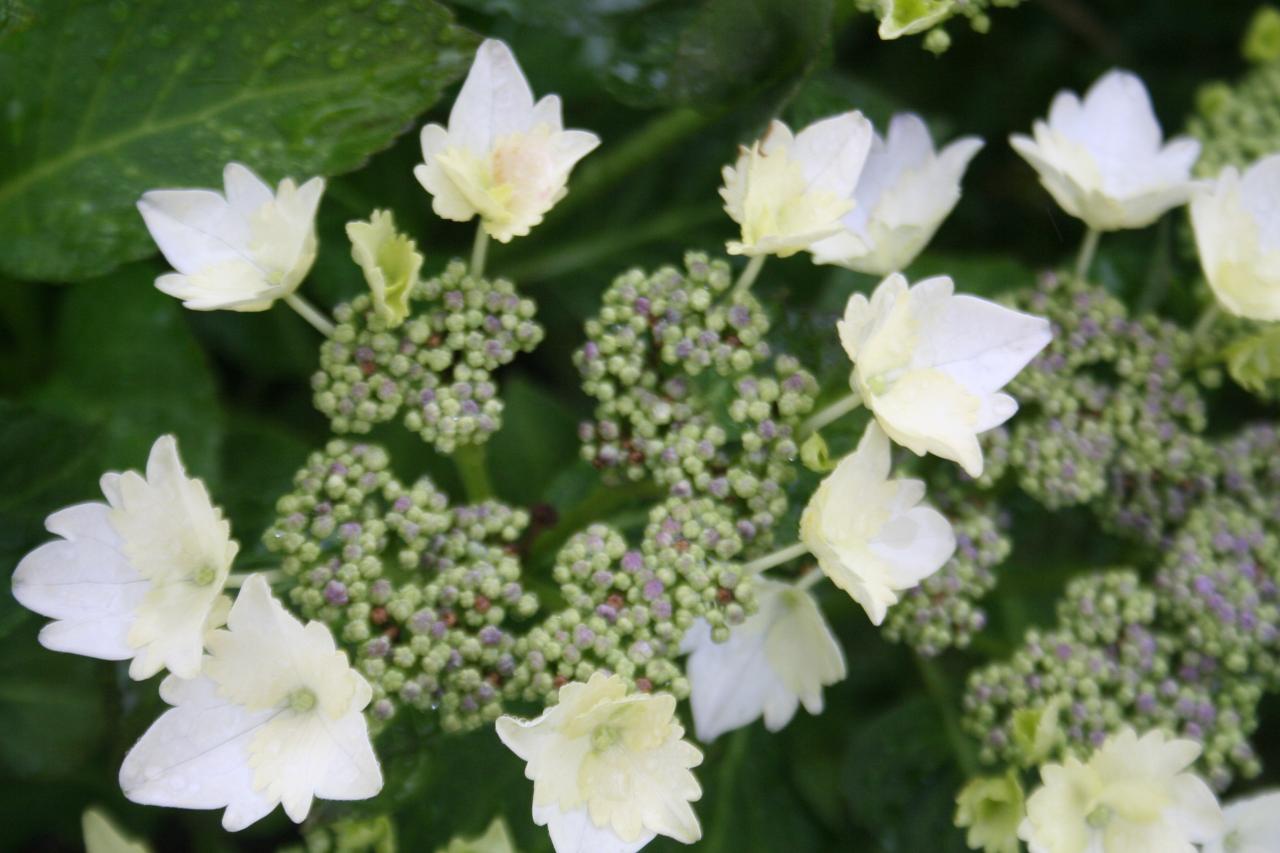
452,443,493,503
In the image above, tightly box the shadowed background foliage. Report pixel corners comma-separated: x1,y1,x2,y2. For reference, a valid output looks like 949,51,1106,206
0,0,1267,850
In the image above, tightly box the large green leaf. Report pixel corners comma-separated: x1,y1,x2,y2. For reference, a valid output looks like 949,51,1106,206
38,262,223,477
0,0,476,282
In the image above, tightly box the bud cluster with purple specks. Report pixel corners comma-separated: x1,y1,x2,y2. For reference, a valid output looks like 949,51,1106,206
574,252,818,560
311,260,543,454
264,440,540,732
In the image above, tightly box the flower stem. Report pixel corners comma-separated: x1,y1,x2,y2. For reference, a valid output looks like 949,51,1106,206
731,255,766,298
226,570,284,588
452,442,493,502
1074,227,1100,282
740,541,808,576
915,653,979,777
470,225,490,279
284,293,335,337
796,569,825,592
798,391,863,439
1192,303,1221,345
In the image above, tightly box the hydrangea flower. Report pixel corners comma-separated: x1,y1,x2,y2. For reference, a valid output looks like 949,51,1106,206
119,575,382,830
1202,790,1280,853
839,273,1052,477
720,112,873,257
1010,70,1200,231
1190,153,1280,321
799,422,955,624
1019,727,1223,853
346,209,423,327
681,577,846,742
812,113,983,275
496,672,703,853
954,772,1025,853
137,163,324,311
12,435,236,680
415,39,600,242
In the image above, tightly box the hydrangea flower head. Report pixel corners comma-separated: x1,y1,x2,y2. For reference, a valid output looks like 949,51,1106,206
720,112,873,257
496,672,703,853
1191,152,1280,321
1010,70,1200,231
138,163,324,310
1019,727,1223,853
799,422,956,624
415,39,600,242
812,113,983,275
681,577,846,741
12,435,236,680
839,272,1052,477
119,575,382,830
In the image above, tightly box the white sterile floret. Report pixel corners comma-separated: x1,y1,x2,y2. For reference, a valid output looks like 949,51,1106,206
12,435,236,680
415,39,600,242
1191,153,1280,321
799,422,956,625
1202,790,1280,853
119,575,382,831
681,577,846,742
839,272,1052,477
812,113,983,276
1019,727,1224,853
496,672,703,853
1009,69,1200,231
720,112,874,258
138,163,324,311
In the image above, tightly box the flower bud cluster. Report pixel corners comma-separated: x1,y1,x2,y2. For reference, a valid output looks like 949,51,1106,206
964,570,1265,789
1156,496,1280,687
575,253,817,556
1188,58,1280,177
1001,273,1207,544
264,440,540,732
311,260,543,454
883,489,1011,657
515,496,758,704
851,0,1028,54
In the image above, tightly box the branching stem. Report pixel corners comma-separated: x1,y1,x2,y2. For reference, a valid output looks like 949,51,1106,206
284,293,335,337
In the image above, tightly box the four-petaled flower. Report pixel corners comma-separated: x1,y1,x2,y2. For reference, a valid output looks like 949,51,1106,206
799,422,956,625
1019,727,1223,853
496,672,703,853
1010,69,1200,232
681,577,846,742
119,575,382,830
720,112,874,257
13,435,237,680
415,39,600,242
1191,153,1280,321
839,272,1052,477
138,163,324,311
812,113,983,276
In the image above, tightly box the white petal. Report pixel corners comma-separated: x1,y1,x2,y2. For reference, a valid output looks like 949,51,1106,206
222,163,274,218
869,504,956,588
913,292,1053,393
136,190,253,276
449,39,537,153
791,111,874,198
533,803,654,853
683,616,788,742
119,675,279,831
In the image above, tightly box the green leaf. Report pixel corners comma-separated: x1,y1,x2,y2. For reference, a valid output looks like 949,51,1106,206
1223,323,1280,393
39,262,223,477
488,374,583,506
0,0,476,281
